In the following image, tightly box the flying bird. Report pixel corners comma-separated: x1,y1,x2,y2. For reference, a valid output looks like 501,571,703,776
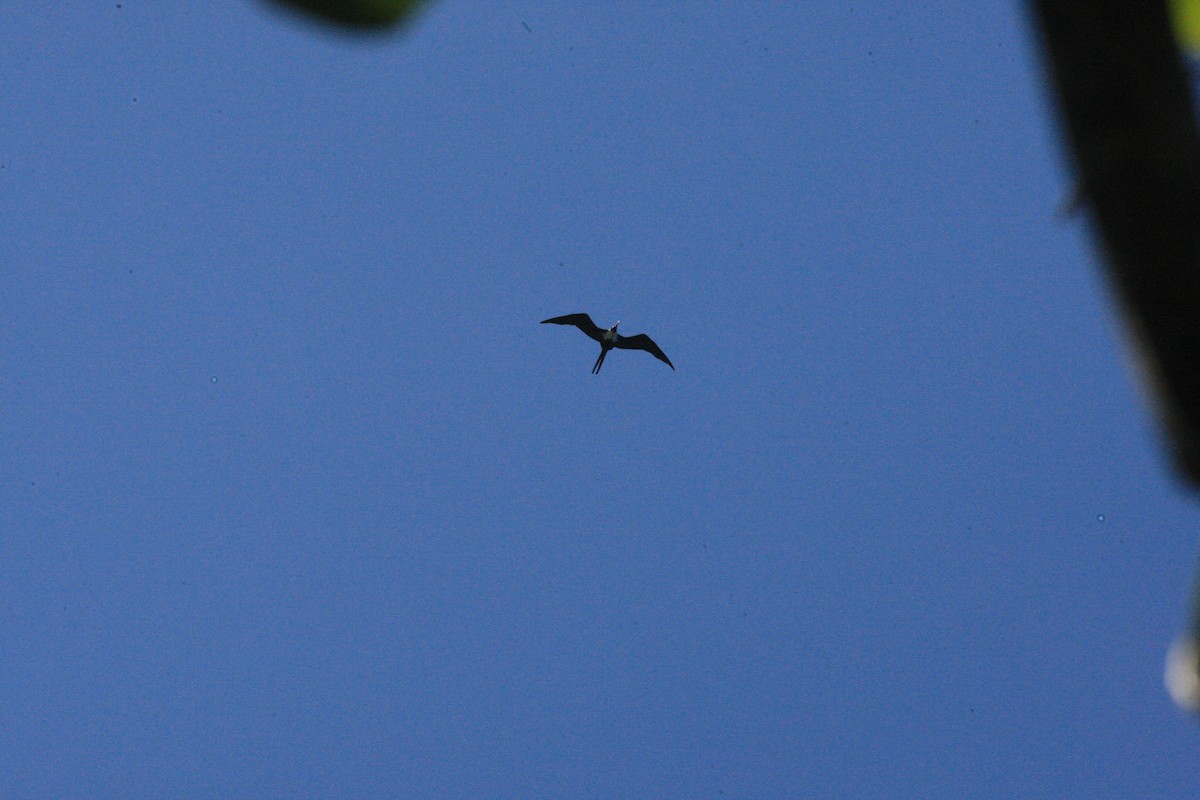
541,313,675,374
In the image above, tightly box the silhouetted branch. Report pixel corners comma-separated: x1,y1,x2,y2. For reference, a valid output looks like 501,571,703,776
1032,0,1200,484
1031,0,1200,715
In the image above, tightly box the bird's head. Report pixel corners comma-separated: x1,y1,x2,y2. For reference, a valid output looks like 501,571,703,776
612,321,620,332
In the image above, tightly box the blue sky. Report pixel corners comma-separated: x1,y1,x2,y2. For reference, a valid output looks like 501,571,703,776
3,2,1199,797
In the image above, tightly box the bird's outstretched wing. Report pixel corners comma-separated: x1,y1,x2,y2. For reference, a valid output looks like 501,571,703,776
541,313,605,343
615,333,675,370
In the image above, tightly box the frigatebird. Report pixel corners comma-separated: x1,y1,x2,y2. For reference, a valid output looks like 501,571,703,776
541,313,675,374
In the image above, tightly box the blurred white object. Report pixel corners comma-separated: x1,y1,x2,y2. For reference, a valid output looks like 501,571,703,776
1165,637,1200,712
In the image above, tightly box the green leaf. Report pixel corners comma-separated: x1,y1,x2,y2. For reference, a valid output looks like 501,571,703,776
266,0,428,30
1170,0,1200,53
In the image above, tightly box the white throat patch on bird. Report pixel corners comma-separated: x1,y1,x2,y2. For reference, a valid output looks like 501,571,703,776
540,313,675,373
